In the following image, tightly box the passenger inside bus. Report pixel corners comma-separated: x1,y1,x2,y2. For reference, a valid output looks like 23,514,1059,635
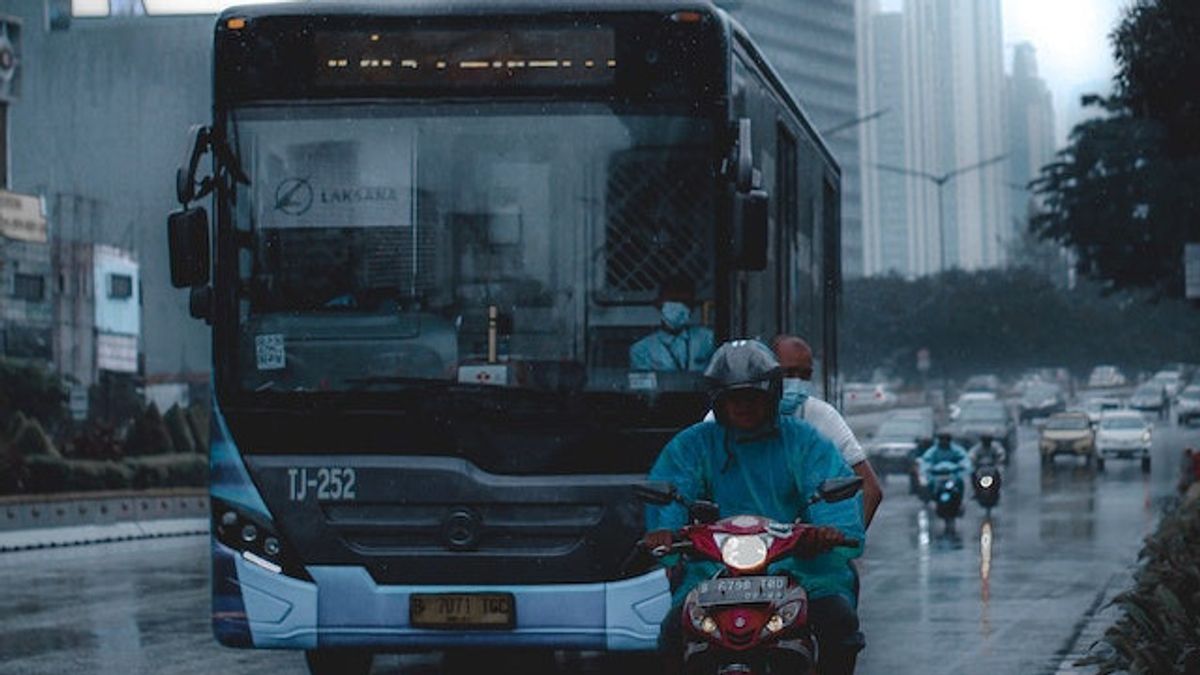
629,274,715,372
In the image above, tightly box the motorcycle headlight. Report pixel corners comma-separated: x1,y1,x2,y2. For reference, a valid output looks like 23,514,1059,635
979,475,994,489
1142,431,1151,444
718,534,769,571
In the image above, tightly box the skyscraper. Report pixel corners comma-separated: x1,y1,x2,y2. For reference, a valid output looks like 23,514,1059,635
1007,42,1056,226
860,0,1009,275
723,0,864,277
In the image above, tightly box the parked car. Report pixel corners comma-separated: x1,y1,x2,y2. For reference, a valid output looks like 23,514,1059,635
1176,385,1200,426
844,382,897,412
1129,382,1169,420
1151,370,1184,399
1039,412,1096,466
1095,410,1152,473
865,410,935,479
1080,395,1123,426
950,400,1017,460
1019,383,1066,424
1087,365,1127,389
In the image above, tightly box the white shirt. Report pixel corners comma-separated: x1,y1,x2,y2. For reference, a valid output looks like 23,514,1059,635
702,397,866,467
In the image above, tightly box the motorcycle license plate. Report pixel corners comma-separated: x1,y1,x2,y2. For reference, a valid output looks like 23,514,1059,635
696,576,789,607
409,593,514,629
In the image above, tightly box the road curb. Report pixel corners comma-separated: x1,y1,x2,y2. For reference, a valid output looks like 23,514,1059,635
0,489,210,552
1052,567,1135,674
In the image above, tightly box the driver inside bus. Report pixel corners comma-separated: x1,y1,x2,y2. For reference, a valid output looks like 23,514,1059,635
644,340,866,675
629,274,715,373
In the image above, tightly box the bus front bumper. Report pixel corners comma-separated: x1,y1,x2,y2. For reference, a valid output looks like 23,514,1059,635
214,542,670,651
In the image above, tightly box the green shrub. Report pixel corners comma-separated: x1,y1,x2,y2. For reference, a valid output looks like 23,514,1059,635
11,417,61,459
124,454,207,489
58,459,133,491
164,405,196,455
1079,497,1200,674
186,403,211,452
124,403,175,456
24,455,69,493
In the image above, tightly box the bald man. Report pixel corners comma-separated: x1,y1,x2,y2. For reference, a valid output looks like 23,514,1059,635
773,335,883,527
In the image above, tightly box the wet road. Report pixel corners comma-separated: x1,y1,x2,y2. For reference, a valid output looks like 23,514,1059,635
0,419,1195,675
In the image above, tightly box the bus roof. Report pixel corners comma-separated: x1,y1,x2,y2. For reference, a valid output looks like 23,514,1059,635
220,0,721,21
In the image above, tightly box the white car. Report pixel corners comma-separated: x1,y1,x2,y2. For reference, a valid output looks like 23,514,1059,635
1151,370,1183,398
843,382,897,411
1176,385,1200,426
1095,410,1152,472
949,391,997,420
1080,396,1122,426
1087,365,1127,389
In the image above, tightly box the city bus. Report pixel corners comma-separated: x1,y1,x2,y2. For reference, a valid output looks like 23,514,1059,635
167,2,842,672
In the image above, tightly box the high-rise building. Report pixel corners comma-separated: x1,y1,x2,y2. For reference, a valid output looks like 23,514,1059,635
723,0,864,278
859,9,911,276
1007,42,1055,226
860,0,1008,275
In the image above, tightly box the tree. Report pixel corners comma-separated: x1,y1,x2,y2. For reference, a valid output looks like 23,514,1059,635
1030,0,1200,298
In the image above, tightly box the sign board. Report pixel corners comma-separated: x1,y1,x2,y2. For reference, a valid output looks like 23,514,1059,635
1186,243,1200,300
0,190,45,242
97,332,138,373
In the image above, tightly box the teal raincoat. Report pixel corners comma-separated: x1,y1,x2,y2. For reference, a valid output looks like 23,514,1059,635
629,326,716,372
646,416,865,605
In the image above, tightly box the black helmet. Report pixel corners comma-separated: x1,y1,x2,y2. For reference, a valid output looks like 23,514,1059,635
980,433,994,443
935,428,954,442
705,339,782,424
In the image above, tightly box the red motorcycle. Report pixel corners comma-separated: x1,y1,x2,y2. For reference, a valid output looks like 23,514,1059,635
634,476,863,675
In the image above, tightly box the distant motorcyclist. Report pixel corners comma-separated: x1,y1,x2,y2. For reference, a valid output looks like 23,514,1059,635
919,430,972,492
968,434,1006,469
645,339,865,675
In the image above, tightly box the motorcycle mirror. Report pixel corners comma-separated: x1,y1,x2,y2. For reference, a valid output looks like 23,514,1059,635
633,482,677,506
689,500,721,525
817,476,864,504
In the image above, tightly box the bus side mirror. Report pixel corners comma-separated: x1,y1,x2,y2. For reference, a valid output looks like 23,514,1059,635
728,118,769,271
733,188,768,270
168,207,210,288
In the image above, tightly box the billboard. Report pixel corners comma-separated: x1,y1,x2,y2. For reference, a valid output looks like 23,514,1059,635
0,190,46,242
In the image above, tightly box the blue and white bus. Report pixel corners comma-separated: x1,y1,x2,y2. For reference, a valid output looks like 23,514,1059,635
167,2,842,672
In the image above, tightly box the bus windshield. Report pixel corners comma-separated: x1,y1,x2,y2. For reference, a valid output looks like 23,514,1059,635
228,103,716,395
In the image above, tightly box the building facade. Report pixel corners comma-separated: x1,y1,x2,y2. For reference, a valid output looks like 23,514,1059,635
722,0,864,278
1006,42,1055,225
860,0,1009,276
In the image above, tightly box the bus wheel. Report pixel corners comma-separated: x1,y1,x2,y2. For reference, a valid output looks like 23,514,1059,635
305,649,373,675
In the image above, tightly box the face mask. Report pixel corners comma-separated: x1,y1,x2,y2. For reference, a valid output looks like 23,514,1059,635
660,302,691,332
780,378,810,415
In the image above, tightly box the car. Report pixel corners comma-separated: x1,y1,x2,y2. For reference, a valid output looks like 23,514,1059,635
1128,382,1169,420
950,400,1017,461
1095,410,1152,472
962,374,1002,394
1151,370,1184,399
1087,365,1127,389
1039,412,1096,465
1080,395,1123,426
843,382,897,412
1176,385,1200,426
949,391,997,420
865,410,934,479
1019,383,1066,424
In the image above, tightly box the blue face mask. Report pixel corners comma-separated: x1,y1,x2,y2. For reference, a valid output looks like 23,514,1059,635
660,302,692,333
780,378,810,416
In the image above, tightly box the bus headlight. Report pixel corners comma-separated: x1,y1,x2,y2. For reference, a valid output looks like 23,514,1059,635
212,498,310,581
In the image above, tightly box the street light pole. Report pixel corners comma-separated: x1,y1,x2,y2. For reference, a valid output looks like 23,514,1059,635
874,153,1008,272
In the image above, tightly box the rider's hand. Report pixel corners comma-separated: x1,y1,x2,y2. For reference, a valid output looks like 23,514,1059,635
795,526,846,558
641,529,676,554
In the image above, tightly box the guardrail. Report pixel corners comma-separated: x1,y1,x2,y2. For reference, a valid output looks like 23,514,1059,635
0,488,209,552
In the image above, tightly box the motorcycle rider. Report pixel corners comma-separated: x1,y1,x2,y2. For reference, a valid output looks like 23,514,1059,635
967,433,1006,469
644,340,866,675
918,429,972,499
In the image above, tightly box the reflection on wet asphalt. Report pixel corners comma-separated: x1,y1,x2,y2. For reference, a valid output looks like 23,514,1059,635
0,421,1194,675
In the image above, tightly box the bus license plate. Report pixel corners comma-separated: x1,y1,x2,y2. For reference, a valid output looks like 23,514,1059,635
409,593,515,629
696,576,789,607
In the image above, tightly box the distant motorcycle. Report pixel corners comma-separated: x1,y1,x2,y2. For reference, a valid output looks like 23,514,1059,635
928,461,965,535
972,465,1001,513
